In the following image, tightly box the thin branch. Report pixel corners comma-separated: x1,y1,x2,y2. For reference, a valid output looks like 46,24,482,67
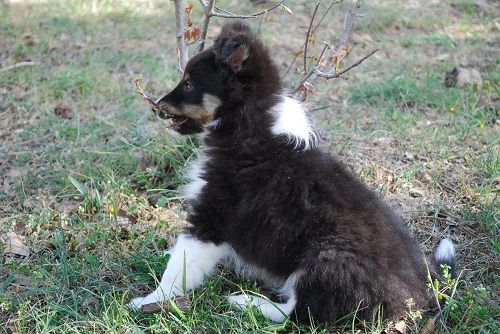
194,0,289,55
303,1,321,74
0,61,39,73
292,66,317,95
282,0,343,80
196,0,216,53
294,0,366,99
310,104,336,112
174,0,188,72
312,0,343,33
316,42,330,67
212,0,286,19
257,0,270,36
319,48,378,79
134,79,165,115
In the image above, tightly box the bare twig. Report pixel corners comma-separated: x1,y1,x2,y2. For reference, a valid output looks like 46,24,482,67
282,0,343,80
312,0,344,34
194,0,289,54
134,79,163,115
211,0,287,19
303,1,321,73
257,1,269,35
294,0,366,99
318,48,378,79
316,42,330,67
196,0,216,53
0,61,39,73
174,0,188,72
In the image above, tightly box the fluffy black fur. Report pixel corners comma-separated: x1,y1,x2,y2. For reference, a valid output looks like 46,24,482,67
155,22,454,323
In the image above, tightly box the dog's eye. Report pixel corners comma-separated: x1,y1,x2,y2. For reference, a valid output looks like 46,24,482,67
184,80,193,92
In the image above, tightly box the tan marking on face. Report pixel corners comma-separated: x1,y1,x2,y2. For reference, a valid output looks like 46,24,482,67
202,94,222,117
182,72,190,81
179,94,221,124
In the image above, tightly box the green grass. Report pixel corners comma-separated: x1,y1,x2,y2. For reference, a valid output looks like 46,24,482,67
1,0,499,333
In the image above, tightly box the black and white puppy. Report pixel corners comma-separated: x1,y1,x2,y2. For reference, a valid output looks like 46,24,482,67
129,22,456,323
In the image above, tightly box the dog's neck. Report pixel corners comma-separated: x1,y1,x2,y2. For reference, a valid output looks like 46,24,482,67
203,94,317,152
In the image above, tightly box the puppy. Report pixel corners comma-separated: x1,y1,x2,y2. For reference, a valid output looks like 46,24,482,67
130,22,456,324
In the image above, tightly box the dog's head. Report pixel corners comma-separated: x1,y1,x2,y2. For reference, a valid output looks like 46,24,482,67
155,21,279,135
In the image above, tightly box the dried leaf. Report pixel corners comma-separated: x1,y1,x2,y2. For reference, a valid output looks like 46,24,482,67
6,167,28,178
21,32,37,46
295,46,305,57
142,296,191,314
184,24,202,42
280,4,293,15
184,3,194,15
394,320,408,334
15,274,37,287
174,296,191,312
142,303,162,313
23,197,36,209
83,296,100,311
421,318,436,334
192,26,201,41
2,232,30,257
54,104,72,119
117,208,138,225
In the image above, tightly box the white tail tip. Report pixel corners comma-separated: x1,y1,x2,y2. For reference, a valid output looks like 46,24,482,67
435,238,455,262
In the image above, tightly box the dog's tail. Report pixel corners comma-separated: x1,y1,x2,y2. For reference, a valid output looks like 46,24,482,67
434,238,457,278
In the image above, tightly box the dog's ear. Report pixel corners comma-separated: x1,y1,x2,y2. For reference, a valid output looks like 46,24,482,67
214,22,252,74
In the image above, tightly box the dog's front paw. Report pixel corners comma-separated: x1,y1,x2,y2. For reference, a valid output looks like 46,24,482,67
227,294,251,309
128,293,162,310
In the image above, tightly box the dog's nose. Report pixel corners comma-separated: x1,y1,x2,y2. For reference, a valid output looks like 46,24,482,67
155,95,170,119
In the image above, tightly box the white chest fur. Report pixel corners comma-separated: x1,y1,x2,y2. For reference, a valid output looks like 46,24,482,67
183,154,208,202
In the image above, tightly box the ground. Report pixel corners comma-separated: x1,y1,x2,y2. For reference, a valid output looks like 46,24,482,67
0,0,498,333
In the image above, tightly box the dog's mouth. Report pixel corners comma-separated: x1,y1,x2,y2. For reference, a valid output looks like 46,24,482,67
168,115,189,130
153,107,189,131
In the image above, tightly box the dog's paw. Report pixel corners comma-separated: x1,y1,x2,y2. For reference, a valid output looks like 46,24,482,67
227,294,251,309
128,293,161,310
128,297,146,310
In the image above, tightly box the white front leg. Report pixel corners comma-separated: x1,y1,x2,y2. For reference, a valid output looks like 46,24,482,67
129,234,231,309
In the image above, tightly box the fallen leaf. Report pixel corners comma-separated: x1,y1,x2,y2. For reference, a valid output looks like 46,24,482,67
6,167,28,178
174,296,191,312
54,104,72,119
444,67,482,87
15,274,37,287
142,296,191,314
2,232,30,257
394,320,407,334
60,198,79,212
421,318,436,334
117,208,138,224
435,53,450,61
83,296,100,312
21,32,37,46
59,33,70,42
23,197,36,209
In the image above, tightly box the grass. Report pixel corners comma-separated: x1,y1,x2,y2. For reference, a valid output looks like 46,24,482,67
1,0,499,333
